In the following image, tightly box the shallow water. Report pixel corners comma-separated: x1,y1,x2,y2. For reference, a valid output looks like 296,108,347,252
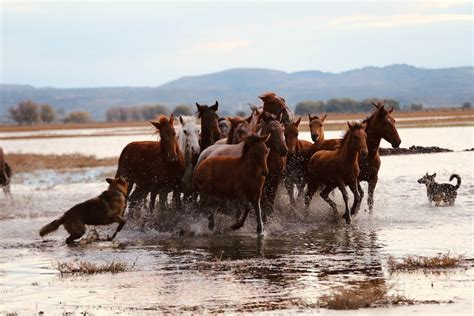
0,127,473,314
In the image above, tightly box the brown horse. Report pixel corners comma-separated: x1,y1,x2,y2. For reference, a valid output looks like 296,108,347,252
259,112,288,216
116,114,185,215
214,115,253,145
304,122,368,224
0,147,12,197
259,92,293,124
196,102,220,152
283,117,312,205
193,134,270,235
356,100,401,213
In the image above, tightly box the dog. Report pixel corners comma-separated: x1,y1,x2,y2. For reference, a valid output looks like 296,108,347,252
39,176,128,244
417,172,461,206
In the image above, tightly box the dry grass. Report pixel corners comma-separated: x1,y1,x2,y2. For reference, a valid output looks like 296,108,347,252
6,153,117,173
319,279,413,310
54,260,129,275
387,253,464,272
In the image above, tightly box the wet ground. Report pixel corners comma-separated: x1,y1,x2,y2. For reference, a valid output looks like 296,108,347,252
0,127,473,314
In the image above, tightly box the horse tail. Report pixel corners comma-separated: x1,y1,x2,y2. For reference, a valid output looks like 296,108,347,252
39,216,65,237
450,174,461,190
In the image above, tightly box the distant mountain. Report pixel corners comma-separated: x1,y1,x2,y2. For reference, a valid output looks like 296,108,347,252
1,64,473,120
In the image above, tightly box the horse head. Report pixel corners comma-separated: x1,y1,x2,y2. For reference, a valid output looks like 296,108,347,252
308,114,327,142
284,117,301,155
258,112,288,157
150,114,180,163
368,100,401,148
178,115,201,156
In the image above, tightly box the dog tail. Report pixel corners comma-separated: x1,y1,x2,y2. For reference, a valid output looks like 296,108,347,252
450,174,461,190
39,216,65,237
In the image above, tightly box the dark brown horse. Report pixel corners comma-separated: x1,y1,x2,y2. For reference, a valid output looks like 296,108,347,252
0,147,12,197
196,101,220,152
259,112,288,216
305,122,368,224
193,134,270,235
283,117,312,205
259,92,293,124
356,100,401,213
226,116,252,144
116,114,185,215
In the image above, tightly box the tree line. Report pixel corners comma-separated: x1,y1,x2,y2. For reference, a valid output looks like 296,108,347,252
5,99,472,125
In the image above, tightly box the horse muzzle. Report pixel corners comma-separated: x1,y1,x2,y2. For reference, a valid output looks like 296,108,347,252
392,140,401,149
311,134,319,142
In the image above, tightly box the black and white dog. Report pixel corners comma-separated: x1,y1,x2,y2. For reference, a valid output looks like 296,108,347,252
417,172,461,206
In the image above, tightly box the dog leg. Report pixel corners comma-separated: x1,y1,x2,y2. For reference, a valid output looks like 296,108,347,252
64,221,86,245
108,215,126,241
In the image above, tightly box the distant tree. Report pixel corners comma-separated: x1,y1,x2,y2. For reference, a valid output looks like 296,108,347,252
141,104,169,120
235,110,247,117
462,102,471,110
172,104,193,116
294,100,325,115
410,103,424,111
325,98,358,113
64,111,93,124
39,103,56,123
8,100,40,125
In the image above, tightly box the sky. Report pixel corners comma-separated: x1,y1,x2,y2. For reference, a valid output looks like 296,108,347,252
1,0,472,87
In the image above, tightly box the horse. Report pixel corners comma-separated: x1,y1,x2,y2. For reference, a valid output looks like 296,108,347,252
259,112,288,216
193,134,270,235
196,101,221,152
259,92,294,124
356,100,401,213
218,117,231,139
0,147,12,197
304,122,368,224
214,115,253,145
177,116,201,197
116,114,185,216
283,117,312,205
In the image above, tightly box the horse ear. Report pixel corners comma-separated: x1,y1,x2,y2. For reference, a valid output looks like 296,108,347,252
245,113,253,123
106,178,113,184
371,100,380,109
179,115,184,125
321,114,327,122
210,101,218,112
295,116,301,127
347,121,352,129
149,121,161,130
169,113,174,125
388,107,394,113
195,103,202,111
432,173,437,177
307,114,312,121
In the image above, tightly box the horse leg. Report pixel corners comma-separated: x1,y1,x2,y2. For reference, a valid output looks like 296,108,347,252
128,186,147,218
320,184,339,222
284,174,296,206
231,203,251,230
367,177,378,213
252,199,264,235
158,188,168,213
304,179,318,209
350,182,361,216
338,184,351,224
149,190,157,213
199,194,214,230
172,189,182,210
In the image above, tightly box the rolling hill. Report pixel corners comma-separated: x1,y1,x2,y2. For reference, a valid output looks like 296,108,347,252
1,64,472,120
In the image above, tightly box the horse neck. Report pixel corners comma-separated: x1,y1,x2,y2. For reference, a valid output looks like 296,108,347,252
339,133,359,162
365,125,382,157
240,150,262,176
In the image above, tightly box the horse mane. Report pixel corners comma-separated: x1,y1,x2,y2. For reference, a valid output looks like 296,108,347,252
242,134,261,156
340,122,364,147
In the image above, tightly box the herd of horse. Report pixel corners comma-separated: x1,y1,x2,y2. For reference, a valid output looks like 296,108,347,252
114,92,402,235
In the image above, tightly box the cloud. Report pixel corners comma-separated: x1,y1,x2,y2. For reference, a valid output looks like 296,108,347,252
329,13,473,28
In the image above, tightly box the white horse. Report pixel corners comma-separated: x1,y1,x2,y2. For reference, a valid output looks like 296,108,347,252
177,116,201,195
